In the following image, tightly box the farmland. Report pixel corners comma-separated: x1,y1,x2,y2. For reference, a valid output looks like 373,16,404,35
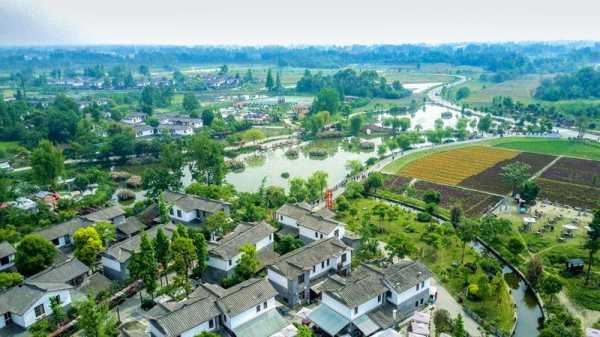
540,157,600,187
492,137,600,161
536,178,600,210
382,174,412,194
398,146,519,185
460,152,556,195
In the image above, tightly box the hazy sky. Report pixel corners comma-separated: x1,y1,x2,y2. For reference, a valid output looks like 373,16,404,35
1,0,599,46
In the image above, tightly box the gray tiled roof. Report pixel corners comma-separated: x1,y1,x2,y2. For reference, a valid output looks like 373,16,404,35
276,203,311,220
0,282,73,315
216,278,278,316
84,205,125,223
269,237,350,279
209,221,276,260
36,217,92,241
103,224,176,263
0,241,15,259
28,258,89,284
164,191,230,213
117,217,146,236
298,213,343,234
322,261,432,308
151,297,220,337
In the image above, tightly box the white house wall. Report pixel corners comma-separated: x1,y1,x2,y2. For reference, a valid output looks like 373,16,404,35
181,318,217,337
276,214,298,228
101,256,122,272
267,269,288,289
16,289,72,328
255,234,273,251
389,278,431,305
224,297,277,330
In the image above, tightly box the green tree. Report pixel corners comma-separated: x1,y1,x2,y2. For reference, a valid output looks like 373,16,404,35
234,243,260,281
190,229,208,277
265,186,287,209
201,109,215,126
288,177,307,202
344,181,364,199
153,227,171,284
398,117,411,131
345,160,363,176
50,296,66,328
423,190,441,205
129,233,158,297
350,115,363,136
204,211,234,237
526,255,544,288
364,172,384,194
73,227,104,267
31,140,64,188
275,71,283,91
452,314,466,337
95,221,116,247
275,235,304,255
457,221,479,265
433,309,452,336
195,332,221,337
240,129,266,144
171,234,196,294
477,114,493,134
455,87,471,101
386,233,416,261
519,181,540,204
189,133,226,185
541,275,563,303
182,92,200,114
0,271,23,290
15,234,56,276
501,161,532,195
296,325,315,337
508,237,525,255
585,207,600,285
311,87,341,114
75,294,118,337
306,170,328,201
265,69,274,91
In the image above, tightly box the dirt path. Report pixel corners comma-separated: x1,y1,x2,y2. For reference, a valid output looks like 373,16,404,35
529,155,562,181
557,291,600,329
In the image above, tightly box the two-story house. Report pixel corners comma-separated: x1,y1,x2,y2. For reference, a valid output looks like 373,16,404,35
36,217,93,249
101,224,176,280
309,261,433,336
164,191,231,224
275,203,344,242
149,278,292,337
206,221,276,281
267,237,351,307
0,241,16,271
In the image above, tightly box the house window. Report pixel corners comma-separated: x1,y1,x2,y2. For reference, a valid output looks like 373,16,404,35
223,316,227,322
229,260,232,266
209,318,214,329
416,283,420,291
270,234,273,240
341,253,347,263
298,274,305,283
386,291,392,299
170,208,174,215
326,259,330,266
64,235,71,244
420,298,424,305
421,281,425,288
354,307,358,315
321,261,325,268
263,301,267,309
53,295,61,304
177,210,182,218
312,266,316,272
314,232,318,238
320,234,324,239
378,294,382,302
0,256,8,265
34,304,45,317
256,305,261,313
52,238,59,246
415,301,419,308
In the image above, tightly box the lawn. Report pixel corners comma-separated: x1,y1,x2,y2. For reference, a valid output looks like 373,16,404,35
0,141,20,152
336,198,515,335
449,76,543,106
492,138,600,161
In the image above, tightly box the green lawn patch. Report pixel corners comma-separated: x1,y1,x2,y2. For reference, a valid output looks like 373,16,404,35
492,138,600,161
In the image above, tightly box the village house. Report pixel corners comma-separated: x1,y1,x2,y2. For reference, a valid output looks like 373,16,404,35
10,197,37,212
36,217,93,249
164,191,231,224
121,112,147,124
116,216,147,241
275,203,346,242
267,237,351,307
83,205,126,225
308,261,433,336
158,124,194,137
206,221,276,281
0,258,92,331
134,124,158,138
0,241,16,271
101,224,176,280
148,278,292,337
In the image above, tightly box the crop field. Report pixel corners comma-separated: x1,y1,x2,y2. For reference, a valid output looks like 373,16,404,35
492,137,600,161
540,157,600,187
412,180,503,218
398,146,519,186
460,152,556,194
536,178,600,210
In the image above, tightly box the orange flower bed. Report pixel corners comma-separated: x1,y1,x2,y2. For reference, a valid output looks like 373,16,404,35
398,146,519,186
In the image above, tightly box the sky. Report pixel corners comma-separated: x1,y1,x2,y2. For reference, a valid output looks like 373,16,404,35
1,0,600,46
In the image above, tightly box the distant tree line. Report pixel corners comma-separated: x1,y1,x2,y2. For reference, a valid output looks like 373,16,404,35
535,67,600,101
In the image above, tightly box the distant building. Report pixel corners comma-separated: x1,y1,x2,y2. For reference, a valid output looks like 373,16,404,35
121,112,147,124
164,191,230,225
83,205,126,225
275,203,346,242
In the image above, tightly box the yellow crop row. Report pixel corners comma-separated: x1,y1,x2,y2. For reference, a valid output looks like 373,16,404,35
399,146,519,185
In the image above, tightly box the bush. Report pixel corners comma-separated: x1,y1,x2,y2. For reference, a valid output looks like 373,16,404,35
467,284,481,300
480,258,501,275
417,212,432,222
281,172,290,179
141,298,155,310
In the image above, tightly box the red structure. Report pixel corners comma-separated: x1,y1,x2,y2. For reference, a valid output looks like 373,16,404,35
325,189,333,209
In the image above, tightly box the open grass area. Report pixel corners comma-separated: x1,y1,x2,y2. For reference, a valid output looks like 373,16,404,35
492,137,600,161
449,76,543,106
0,141,20,152
336,198,515,334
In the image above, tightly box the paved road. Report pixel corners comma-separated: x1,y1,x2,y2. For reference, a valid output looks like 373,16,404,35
431,278,484,337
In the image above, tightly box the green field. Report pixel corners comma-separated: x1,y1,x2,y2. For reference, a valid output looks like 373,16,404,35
449,76,543,106
492,138,600,161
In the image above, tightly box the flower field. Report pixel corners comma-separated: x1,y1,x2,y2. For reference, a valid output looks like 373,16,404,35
540,157,600,187
459,152,556,194
382,174,412,194
413,180,503,218
536,178,600,210
398,146,519,186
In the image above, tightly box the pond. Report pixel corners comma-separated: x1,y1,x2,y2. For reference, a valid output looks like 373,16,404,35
374,104,479,131
181,137,384,192
471,242,543,337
